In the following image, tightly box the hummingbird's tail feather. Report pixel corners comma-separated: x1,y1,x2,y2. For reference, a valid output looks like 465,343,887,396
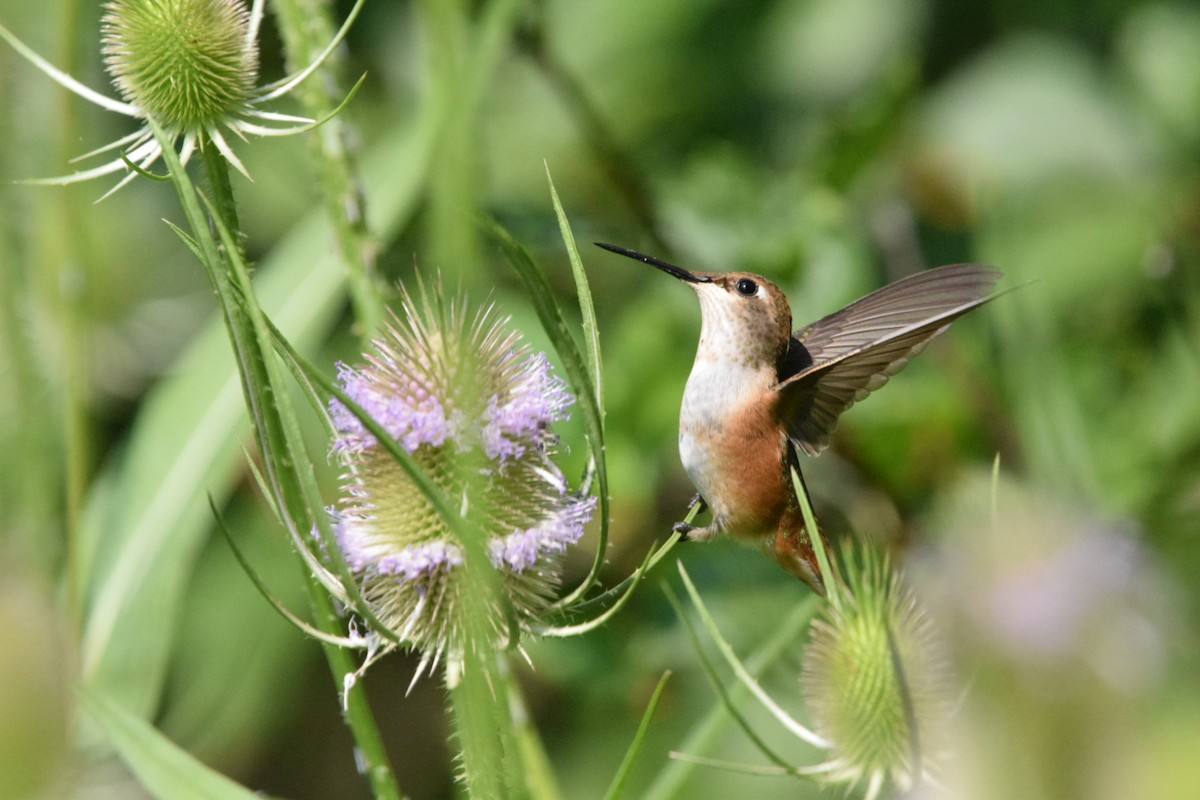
771,524,828,595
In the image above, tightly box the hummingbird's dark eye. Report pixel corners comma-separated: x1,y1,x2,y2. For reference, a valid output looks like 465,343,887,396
734,278,758,297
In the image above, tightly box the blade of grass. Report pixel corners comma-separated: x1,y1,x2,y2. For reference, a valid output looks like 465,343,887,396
546,164,602,412
676,563,826,748
641,593,819,800
209,496,363,648
602,670,673,800
485,217,610,604
79,686,263,800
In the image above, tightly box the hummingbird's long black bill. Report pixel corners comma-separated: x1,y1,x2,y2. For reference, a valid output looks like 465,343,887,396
594,242,711,283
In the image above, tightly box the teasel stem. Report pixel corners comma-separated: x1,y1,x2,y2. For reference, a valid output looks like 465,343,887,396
270,0,384,337
448,584,526,800
307,570,403,800
170,121,403,800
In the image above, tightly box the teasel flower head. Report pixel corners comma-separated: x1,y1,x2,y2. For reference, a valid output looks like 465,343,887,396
0,0,365,197
327,285,595,677
800,547,951,800
102,0,258,131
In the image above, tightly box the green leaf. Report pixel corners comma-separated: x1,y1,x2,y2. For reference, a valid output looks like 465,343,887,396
77,111,437,723
642,590,820,800
546,165,603,416
485,217,611,603
79,686,263,800
602,670,673,800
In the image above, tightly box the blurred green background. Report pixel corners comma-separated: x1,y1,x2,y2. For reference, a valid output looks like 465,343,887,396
1,0,1198,797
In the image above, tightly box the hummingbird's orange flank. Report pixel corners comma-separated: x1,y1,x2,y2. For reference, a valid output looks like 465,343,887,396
596,243,1001,593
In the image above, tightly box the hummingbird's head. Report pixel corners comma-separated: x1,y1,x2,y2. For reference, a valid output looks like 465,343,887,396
595,243,792,368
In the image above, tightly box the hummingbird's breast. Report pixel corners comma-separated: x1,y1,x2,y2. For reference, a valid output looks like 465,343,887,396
679,357,791,541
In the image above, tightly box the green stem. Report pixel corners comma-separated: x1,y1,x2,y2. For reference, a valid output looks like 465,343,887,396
448,641,528,800
270,0,384,338
193,133,401,800
197,140,275,450
415,0,527,287
417,0,480,283
443,481,529,800
308,572,403,800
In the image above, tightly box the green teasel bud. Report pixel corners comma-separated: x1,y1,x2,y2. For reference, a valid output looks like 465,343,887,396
801,547,950,799
328,286,595,675
101,0,258,130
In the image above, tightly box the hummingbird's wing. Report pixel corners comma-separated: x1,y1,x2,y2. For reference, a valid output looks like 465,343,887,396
775,264,1001,456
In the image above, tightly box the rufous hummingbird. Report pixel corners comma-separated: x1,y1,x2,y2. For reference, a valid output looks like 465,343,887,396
597,243,1001,593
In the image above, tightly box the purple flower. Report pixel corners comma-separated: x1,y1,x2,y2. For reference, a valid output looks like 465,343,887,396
330,363,458,454
326,286,595,666
488,495,596,572
481,352,574,463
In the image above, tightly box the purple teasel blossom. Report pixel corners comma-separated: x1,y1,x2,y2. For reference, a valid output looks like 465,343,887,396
324,290,595,668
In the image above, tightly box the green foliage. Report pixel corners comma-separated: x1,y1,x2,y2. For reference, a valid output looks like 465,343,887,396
2,0,1199,798
79,687,262,800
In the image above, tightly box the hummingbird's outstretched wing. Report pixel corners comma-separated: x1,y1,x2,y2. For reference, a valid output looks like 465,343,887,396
775,264,1002,456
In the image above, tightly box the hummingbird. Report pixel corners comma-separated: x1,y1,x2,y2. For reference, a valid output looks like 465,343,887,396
596,243,1001,592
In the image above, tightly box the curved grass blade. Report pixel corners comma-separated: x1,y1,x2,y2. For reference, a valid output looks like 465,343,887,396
485,217,610,604
641,592,819,800
602,670,673,800
209,496,363,649
676,562,826,748
661,580,804,779
79,686,263,800
545,165,602,414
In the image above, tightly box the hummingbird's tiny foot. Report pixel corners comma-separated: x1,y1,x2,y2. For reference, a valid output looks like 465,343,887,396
672,521,696,540
675,523,719,542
